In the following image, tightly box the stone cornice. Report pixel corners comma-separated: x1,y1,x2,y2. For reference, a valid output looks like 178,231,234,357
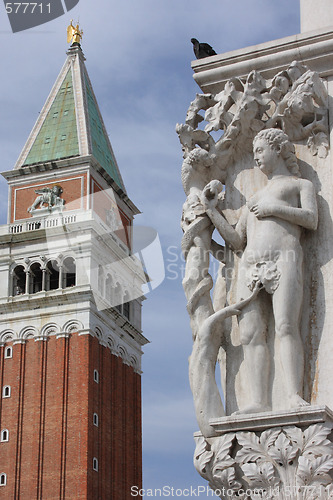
0,321,143,373
207,405,333,434
192,27,333,93
1,155,140,216
0,285,147,348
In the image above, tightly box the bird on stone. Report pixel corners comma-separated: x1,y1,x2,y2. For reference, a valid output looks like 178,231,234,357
191,38,217,59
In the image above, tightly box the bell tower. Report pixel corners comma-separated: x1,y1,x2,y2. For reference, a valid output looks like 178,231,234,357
0,35,148,499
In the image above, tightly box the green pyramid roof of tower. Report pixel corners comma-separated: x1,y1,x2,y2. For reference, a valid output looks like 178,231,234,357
16,45,126,193
84,73,123,189
24,69,79,165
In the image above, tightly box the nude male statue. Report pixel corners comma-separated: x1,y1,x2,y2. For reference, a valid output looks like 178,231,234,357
202,128,318,414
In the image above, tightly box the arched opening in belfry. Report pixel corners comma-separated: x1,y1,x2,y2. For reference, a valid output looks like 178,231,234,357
114,282,122,313
105,274,113,305
123,290,131,320
30,263,43,294
98,265,104,296
63,257,76,288
47,260,60,290
12,265,26,295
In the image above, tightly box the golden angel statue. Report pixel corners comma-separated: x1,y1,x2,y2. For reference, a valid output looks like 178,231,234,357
67,21,83,46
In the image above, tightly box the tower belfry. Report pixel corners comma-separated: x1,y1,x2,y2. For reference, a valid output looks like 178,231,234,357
0,36,147,499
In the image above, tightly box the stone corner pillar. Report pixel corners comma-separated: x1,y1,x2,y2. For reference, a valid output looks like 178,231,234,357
300,0,333,33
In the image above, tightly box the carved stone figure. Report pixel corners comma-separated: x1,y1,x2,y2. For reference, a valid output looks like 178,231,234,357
28,185,65,213
177,60,328,438
202,128,318,416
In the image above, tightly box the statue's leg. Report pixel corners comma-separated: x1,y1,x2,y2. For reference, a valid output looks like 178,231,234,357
235,282,270,414
272,258,308,408
183,233,214,340
183,224,223,435
189,320,225,437
31,196,42,211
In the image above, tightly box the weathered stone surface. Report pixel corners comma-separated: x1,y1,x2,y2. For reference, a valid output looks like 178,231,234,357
178,59,330,435
194,407,333,499
179,2,333,495
301,0,333,33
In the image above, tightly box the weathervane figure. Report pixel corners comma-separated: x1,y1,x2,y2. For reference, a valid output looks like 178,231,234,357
67,20,83,46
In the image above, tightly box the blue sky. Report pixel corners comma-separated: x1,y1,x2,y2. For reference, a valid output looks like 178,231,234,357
0,0,301,496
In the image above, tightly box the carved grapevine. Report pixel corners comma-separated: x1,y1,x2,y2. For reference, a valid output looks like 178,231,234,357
177,60,329,184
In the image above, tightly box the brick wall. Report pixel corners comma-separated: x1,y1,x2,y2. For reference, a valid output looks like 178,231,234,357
0,334,142,499
10,173,87,222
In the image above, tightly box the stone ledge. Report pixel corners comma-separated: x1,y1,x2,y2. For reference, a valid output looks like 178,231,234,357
192,27,333,93
205,405,333,434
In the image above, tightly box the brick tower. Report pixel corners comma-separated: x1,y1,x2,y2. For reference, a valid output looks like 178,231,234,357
0,39,148,499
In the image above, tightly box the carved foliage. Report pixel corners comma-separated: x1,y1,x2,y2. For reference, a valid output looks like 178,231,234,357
194,433,242,497
177,61,329,180
194,424,333,499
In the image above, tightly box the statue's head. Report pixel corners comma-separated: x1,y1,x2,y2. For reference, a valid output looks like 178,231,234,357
52,185,63,195
253,128,300,176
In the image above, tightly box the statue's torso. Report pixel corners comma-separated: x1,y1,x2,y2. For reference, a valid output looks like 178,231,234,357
242,176,303,264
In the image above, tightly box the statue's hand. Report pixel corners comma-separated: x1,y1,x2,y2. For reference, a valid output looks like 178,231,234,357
201,180,223,211
249,201,273,218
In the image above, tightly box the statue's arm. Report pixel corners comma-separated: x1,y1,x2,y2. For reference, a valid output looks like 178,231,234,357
206,207,246,251
201,181,246,251
250,179,318,230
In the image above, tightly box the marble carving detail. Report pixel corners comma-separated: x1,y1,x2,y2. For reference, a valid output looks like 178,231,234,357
177,60,328,170
195,424,333,499
28,185,65,213
177,60,329,437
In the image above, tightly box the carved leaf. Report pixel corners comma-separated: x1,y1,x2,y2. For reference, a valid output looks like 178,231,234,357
322,485,333,499
302,424,333,456
194,436,213,476
267,431,298,467
212,466,242,491
242,462,278,489
212,433,235,473
260,428,282,452
236,432,267,463
284,426,303,449
297,455,333,486
307,132,329,159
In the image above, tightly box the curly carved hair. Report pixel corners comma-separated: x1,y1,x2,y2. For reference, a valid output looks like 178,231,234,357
253,128,300,176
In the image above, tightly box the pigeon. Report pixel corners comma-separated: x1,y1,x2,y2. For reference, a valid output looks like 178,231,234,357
191,38,217,59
